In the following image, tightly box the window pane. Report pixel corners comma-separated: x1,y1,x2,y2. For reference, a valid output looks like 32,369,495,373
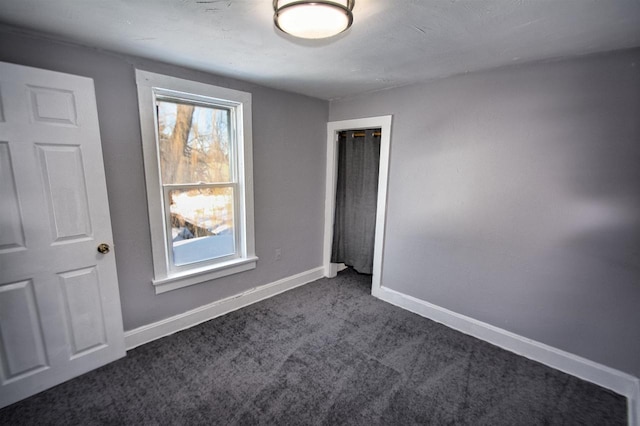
169,187,235,266
157,100,231,184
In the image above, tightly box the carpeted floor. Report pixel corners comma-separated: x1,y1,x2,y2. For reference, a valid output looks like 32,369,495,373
0,269,627,425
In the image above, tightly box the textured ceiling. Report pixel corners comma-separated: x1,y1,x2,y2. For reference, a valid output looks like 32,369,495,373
0,0,639,100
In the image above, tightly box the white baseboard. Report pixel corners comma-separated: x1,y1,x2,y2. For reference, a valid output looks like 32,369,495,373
124,267,325,351
376,285,640,426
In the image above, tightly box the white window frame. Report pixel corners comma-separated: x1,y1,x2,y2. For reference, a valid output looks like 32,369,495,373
136,70,257,294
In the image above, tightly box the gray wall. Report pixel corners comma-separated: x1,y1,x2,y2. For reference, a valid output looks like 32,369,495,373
330,49,640,377
0,27,328,331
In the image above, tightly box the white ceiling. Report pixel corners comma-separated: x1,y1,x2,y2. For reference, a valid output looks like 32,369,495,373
1,0,639,100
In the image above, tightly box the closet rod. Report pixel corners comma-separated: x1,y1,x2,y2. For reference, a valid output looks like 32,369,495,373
341,131,382,137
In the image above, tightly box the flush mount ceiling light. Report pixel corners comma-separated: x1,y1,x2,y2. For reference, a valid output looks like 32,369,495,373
273,0,355,39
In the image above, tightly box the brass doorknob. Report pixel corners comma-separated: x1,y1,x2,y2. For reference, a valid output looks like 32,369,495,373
97,243,110,254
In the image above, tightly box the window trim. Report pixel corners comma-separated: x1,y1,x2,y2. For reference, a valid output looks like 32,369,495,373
135,70,257,294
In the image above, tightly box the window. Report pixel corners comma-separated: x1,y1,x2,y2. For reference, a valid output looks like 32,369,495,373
136,70,257,294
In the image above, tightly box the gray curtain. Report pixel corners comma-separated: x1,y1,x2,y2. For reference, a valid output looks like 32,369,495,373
331,129,381,274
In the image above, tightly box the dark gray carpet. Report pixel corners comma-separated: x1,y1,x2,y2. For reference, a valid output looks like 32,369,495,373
0,269,627,425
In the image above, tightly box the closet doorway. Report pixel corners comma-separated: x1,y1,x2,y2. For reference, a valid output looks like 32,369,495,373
323,116,392,296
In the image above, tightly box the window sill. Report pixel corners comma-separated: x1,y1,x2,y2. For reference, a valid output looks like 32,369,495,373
152,256,259,294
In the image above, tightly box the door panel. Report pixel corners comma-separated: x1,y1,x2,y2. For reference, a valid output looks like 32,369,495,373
36,144,92,242
0,142,26,251
58,267,107,356
0,280,48,384
27,85,78,126
0,61,125,408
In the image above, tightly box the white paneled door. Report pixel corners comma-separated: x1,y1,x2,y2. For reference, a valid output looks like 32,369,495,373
0,61,125,408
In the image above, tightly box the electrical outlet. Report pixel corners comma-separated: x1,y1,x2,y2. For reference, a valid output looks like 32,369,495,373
275,248,282,261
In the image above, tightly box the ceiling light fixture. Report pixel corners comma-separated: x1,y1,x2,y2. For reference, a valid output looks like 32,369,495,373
273,0,355,39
